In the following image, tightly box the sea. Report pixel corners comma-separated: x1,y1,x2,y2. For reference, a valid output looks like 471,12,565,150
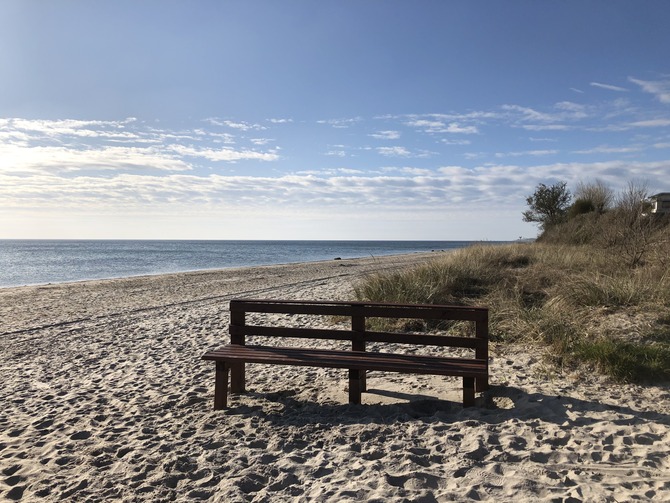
0,240,495,288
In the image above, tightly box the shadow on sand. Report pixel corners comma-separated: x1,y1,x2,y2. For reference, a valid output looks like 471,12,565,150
220,384,670,428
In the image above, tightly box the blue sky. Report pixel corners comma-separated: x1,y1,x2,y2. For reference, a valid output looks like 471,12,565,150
1,1,669,240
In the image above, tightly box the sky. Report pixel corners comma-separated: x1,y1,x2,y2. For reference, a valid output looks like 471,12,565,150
1,0,669,240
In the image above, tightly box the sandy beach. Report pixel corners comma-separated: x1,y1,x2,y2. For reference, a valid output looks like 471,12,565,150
1,253,668,502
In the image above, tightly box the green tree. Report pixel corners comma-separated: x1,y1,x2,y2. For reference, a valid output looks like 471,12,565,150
522,181,572,231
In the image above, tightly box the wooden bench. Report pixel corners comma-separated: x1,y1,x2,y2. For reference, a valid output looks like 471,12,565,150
202,299,489,409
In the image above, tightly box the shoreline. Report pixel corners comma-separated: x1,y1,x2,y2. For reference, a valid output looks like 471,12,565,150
0,239,477,290
1,252,668,501
0,250,442,291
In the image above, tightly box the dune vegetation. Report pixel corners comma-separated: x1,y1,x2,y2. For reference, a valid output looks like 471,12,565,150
354,181,670,383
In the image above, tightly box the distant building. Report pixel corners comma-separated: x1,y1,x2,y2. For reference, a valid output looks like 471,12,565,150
647,193,670,214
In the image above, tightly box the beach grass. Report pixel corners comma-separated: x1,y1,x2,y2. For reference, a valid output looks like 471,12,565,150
354,242,670,383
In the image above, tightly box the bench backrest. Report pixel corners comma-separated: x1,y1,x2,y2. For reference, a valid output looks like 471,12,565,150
229,298,488,362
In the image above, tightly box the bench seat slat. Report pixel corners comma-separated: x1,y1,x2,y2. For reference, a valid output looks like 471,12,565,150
203,345,488,377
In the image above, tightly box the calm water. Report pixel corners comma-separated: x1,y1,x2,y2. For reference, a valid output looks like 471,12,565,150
0,240,492,288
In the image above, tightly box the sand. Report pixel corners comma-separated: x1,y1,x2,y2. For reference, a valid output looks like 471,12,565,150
1,253,668,502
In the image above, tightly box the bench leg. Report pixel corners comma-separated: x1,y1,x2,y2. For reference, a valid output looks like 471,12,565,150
214,362,230,410
463,376,475,407
475,375,489,393
230,362,246,393
348,369,364,404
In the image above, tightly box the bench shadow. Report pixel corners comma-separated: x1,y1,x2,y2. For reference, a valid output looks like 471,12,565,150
222,384,670,429
364,387,449,402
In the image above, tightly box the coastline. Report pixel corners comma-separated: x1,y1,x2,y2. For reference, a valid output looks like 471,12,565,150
0,239,472,289
1,252,668,501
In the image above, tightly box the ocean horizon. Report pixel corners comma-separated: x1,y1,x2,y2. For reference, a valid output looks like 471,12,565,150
0,239,503,289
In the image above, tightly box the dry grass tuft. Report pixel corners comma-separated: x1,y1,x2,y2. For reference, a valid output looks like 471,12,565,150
354,242,670,383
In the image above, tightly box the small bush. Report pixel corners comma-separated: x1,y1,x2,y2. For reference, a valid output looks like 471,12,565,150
568,198,596,219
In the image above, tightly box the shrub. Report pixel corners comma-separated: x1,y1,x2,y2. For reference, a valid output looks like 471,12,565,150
574,179,614,213
568,198,596,219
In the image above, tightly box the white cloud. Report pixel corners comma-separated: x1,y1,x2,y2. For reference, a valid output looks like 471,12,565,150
250,138,274,145
369,130,401,140
169,144,279,162
629,119,670,128
0,144,191,174
0,129,32,146
590,82,628,92
380,166,434,176
399,167,433,176
502,104,556,122
223,120,266,131
440,138,471,145
2,117,143,142
407,119,444,129
554,101,588,119
377,146,411,157
406,118,478,134
317,117,363,128
401,111,498,122
3,160,669,227
0,117,282,179
521,124,571,131
206,132,236,144
205,118,266,131
294,168,365,176
629,77,670,104
443,123,478,134
573,145,641,154
503,102,590,128
494,150,559,158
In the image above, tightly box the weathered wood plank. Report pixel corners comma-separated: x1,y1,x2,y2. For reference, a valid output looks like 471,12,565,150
230,299,488,321
203,346,488,377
